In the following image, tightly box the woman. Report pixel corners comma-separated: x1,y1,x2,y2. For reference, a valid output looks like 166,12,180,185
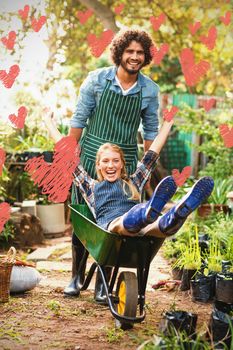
44,113,214,238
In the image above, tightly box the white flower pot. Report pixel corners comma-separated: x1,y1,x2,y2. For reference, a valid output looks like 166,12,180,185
36,203,65,233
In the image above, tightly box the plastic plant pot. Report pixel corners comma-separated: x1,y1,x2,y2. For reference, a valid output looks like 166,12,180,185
215,273,233,304
180,269,197,291
161,310,197,338
209,309,233,349
190,274,215,303
221,260,232,274
171,267,183,280
214,300,233,315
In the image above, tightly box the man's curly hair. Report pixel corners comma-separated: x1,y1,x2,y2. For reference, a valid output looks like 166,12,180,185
110,29,154,67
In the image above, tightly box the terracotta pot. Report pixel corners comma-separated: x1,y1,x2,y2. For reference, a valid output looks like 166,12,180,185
197,204,230,217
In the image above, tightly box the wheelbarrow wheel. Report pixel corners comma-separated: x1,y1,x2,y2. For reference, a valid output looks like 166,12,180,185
115,271,138,330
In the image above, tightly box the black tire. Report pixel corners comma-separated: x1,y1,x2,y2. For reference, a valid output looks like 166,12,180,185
115,271,138,330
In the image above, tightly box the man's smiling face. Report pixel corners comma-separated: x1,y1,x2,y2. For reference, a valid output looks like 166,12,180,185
120,40,145,75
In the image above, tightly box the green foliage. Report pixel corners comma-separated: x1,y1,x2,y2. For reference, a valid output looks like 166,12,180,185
204,235,222,273
36,194,53,205
223,234,233,262
43,0,233,94
0,167,10,200
204,212,233,246
0,222,16,243
207,178,233,205
105,327,125,343
13,133,54,152
4,170,39,203
138,330,211,350
173,226,202,270
47,300,61,316
163,220,196,261
176,105,233,179
171,177,195,202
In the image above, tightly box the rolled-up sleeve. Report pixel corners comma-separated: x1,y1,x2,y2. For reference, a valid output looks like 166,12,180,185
141,84,160,140
70,73,96,129
130,150,160,192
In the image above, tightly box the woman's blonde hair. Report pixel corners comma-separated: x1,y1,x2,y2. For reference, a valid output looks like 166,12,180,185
96,143,140,200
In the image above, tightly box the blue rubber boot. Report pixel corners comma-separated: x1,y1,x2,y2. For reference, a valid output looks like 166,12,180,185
123,176,177,233
158,176,214,236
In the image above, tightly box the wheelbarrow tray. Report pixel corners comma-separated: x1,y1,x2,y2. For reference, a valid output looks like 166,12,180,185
70,204,164,268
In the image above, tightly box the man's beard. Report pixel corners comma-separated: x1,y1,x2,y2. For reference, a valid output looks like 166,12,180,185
120,60,143,75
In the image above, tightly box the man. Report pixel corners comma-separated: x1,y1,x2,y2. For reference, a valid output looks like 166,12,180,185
65,29,160,301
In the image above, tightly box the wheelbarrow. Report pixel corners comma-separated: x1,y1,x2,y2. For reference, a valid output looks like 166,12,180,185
69,203,165,330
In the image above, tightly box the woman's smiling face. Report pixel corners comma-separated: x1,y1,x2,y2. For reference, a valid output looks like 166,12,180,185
97,149,123,182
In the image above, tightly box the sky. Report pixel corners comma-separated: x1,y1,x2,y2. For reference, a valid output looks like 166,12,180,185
0,0,75,126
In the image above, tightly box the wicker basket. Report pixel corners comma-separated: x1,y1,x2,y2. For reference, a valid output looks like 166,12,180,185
0,247,16,303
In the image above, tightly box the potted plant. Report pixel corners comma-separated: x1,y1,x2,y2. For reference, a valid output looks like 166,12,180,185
190,235,221,302
36,195,65,237
13,133,55,163
198,178,232,217
173,226,202,291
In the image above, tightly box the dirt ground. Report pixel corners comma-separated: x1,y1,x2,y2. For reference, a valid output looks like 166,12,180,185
0,246,213,350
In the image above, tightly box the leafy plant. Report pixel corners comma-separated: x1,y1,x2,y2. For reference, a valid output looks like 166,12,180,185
173,226,202,271
47,300,61,316
222,234,233,263
36,194,53,205
0,222,16,243
105,327,124,343
207,178,233,205
0,166,10,200
14,133,54,152
4,170,40,203
176,105,233,179
204,213,233,249
138,330,211,350
204,235,222,273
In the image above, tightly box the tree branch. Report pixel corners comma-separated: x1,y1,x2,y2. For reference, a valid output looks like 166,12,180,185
78,0,119,32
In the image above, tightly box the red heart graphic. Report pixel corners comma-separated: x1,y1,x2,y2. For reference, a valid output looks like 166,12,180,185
219,124,233,148
163,106,179,122
0,202,11,234
25,136,80,202
31,16,47,32
8,106,28,129
0,148,6,176
150,43,169,65
202,98,216,112
189,21,201,35
150,13,166,31
179,48,210,87
1,31,16,50
114,4,124,15
199,26,217,50
18,5,30,20
172,166,192,187
220,11,231,26
76,9,93,24
87,30,115,58
0,64,20,89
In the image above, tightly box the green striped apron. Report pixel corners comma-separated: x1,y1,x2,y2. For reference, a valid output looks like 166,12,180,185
73,80,142,203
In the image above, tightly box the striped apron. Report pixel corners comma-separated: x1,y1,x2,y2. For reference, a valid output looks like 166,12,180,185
73,80,142,203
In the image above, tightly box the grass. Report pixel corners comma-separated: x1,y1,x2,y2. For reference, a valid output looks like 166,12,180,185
105,327,125,343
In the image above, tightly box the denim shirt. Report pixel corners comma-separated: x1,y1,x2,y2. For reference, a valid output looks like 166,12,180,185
70,66,160,140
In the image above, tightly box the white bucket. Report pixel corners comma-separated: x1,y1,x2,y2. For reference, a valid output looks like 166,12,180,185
36,203,65,233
